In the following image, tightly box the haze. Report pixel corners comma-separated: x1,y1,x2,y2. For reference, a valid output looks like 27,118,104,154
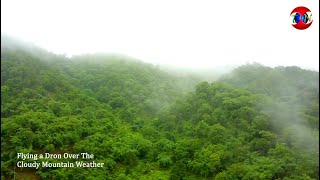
1,0,319,70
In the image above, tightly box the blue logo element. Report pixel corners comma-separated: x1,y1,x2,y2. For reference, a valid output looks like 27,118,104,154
293,13,301,23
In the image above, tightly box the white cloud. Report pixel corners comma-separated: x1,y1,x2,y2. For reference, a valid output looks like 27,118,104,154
1,0,319,70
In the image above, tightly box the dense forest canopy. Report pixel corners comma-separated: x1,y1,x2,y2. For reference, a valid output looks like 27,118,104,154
1,35,319,179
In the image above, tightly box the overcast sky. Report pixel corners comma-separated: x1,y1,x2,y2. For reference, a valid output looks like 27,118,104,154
1,0,319,70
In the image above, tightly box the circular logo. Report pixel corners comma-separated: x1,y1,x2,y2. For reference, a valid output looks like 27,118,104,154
290,6,313,30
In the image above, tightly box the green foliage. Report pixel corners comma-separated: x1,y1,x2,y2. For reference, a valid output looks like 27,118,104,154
1,36,318,179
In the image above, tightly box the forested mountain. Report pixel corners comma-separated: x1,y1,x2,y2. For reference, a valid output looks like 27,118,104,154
220,63,318,103
1,36,319,179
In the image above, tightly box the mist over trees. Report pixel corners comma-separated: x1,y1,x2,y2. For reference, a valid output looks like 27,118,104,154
1,35,319,179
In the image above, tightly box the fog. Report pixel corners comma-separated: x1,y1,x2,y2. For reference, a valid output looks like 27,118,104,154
2,0,319,152
2,0,319,71
263,98,319,153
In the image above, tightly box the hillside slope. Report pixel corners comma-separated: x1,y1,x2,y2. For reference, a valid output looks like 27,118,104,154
1,36,319,179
